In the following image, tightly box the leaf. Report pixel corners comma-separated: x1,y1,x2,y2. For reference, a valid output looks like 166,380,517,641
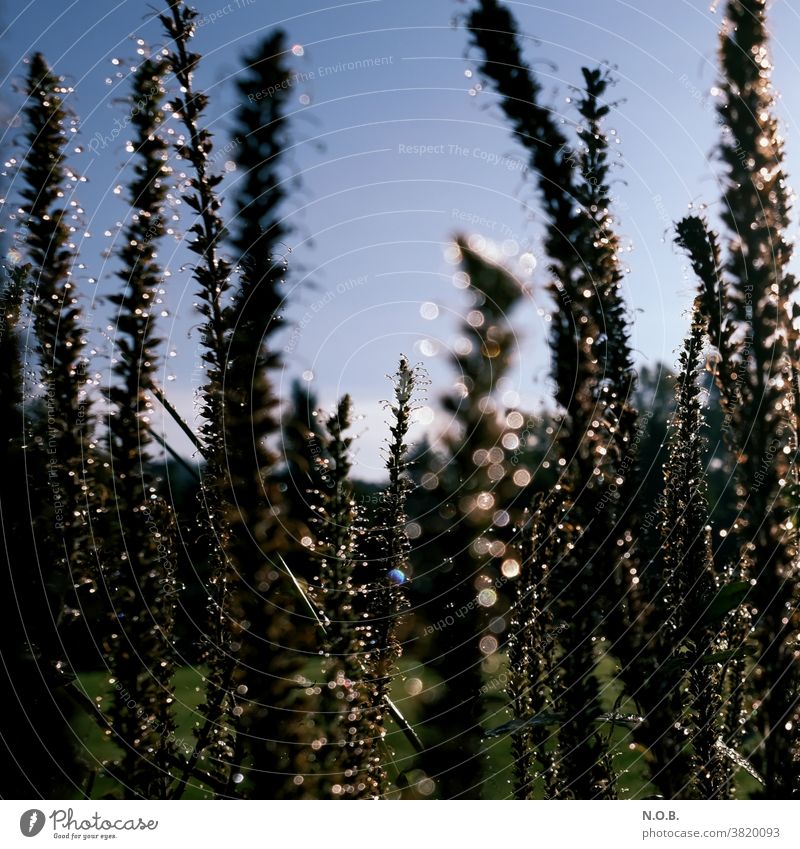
385,696,424,754
482,712,564,738
700,644,756,665
597,712,644,727
703,581,749,623
714,738,764,785
659,655,691,675
278,554,329,632
700,649,736,664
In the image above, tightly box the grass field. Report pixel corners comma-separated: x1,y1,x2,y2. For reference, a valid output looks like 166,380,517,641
71,651,754,799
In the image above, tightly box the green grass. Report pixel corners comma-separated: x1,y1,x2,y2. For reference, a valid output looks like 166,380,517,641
74,666,209,799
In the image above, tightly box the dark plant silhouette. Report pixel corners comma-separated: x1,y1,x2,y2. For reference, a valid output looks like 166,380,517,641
222,31,313,799
0,263,83,797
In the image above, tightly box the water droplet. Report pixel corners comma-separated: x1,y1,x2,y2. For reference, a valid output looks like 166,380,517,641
420,301,439,320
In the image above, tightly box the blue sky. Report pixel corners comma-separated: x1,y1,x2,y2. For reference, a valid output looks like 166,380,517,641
4,0,800,478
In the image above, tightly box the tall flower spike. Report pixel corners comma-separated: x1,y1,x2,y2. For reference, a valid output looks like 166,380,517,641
675,216,741,440
506,495,566,799
21,53,94,603
468,6,635,443
712,0,799,796
636,306,729,798
160,0,238,796
360,358,421,796
17,55,94,794
674,219,749,759
467,0,596,429
103,57,180,799
309,396,371,798
568,69,643,771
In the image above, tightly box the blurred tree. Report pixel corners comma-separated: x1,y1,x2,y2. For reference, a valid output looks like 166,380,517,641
414,238,525,798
